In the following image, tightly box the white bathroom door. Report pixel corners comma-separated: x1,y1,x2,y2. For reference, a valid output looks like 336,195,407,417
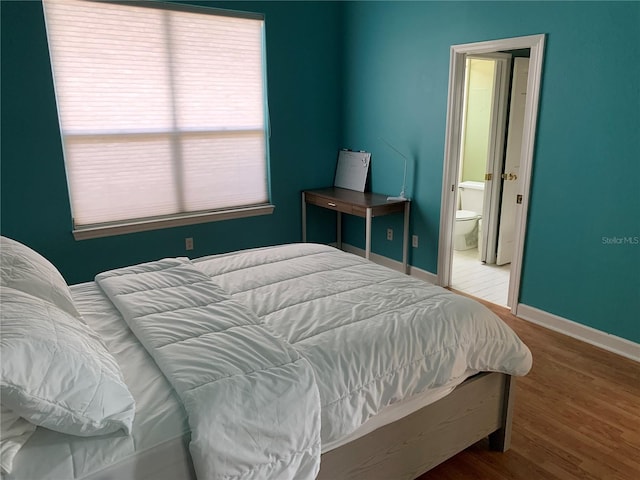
468,54,511,264
496,57,529,266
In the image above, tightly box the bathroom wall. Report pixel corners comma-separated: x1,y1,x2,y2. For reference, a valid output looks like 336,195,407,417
461,58,495,183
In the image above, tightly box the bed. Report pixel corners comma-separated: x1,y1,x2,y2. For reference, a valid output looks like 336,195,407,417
0,238,532,479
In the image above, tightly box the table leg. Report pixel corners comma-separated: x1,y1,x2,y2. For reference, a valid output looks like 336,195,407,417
337,212,342,249
402,201,410,274
365,207,372,260
302,192,307,242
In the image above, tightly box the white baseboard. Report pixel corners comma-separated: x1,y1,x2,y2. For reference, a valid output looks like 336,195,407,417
407,265,439,284
517,304,640,363
340,243,438,284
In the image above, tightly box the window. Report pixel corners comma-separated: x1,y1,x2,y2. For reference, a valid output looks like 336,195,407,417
43,0,272,239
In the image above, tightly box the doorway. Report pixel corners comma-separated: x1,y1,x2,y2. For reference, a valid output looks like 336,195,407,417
451,53,528,306
438,35,545,314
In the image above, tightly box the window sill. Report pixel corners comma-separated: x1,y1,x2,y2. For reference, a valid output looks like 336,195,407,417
72,204,275,240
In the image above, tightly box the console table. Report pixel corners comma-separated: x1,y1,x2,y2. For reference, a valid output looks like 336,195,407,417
302,187,410,273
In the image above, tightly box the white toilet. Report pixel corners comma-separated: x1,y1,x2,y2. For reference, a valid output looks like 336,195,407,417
454,181,484,251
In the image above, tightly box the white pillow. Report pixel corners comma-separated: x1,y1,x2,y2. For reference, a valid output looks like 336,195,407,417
0,236,81,319
0,287,135,437
0,406,36,474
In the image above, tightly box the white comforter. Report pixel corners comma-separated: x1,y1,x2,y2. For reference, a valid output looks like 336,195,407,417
95,258,321,480
193,244,532,444
96,243,532,479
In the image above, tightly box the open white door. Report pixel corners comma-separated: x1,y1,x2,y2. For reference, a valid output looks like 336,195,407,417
474,54,511,265
496,58,529,265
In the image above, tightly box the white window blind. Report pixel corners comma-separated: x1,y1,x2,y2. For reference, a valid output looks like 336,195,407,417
43,0,271,238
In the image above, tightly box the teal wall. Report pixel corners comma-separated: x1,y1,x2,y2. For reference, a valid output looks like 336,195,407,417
0,0,343,284
340,1,639,343
1,1,638,343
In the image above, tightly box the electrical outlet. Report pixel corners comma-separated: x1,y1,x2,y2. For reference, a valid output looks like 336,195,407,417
386,228,393,241
412,235,419,248
185,237,194,251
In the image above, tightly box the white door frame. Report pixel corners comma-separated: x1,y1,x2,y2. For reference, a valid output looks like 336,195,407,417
437,34,545,314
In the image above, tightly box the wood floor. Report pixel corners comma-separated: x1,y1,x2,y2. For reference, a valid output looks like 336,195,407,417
417,299,640,480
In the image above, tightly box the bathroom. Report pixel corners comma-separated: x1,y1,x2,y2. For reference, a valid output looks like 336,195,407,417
454,57,492,257
451,56,512,306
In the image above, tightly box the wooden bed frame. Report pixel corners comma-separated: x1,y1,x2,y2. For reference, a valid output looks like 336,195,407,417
318,372,514,480
84,371,514,480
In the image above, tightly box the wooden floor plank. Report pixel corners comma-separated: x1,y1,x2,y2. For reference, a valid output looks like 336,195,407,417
416,298,640,480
